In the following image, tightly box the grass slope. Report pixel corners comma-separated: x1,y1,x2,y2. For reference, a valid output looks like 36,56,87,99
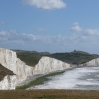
13,49,50,66
14,50,99,66
17,54,41,66
0,64,14,81
49,51,99,64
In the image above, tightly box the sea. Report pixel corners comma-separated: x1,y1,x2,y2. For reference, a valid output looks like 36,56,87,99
28,66,99,90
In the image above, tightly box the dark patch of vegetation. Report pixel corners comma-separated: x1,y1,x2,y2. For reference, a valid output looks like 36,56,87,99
0,64,14,81
12,49,50,56
0,90,99,99
49,50,99,65
13,49,50,66
13,50,99,66
17,54,41,66
16,71,65,90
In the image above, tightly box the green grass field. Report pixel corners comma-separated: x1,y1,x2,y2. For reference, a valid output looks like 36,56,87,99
49,51,99,64
15,50,99,66
17,54,41,66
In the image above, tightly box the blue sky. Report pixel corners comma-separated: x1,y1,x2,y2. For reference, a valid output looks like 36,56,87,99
0,0,99,54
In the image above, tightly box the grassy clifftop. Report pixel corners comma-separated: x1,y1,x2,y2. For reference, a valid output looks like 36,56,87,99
17,54,41,66
13,50,99,66
12,50,50,66
49,51,99,65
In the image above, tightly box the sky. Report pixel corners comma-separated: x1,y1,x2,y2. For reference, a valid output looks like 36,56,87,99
0,0,99,54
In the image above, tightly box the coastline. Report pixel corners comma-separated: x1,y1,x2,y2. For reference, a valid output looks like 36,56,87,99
16,65,99,90
16,65,76,88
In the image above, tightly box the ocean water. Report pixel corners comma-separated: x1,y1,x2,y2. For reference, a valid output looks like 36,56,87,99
28,66,99,90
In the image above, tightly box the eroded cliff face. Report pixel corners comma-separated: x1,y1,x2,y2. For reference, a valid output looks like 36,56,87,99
1,48,99,90
34,57,70,74
0,48,34,83
79,58,99,67
0,75,16,90
0,48,71,90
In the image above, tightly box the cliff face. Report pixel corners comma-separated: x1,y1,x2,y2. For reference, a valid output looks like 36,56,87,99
0,48,34,83
0,48,99,90
0,75,16,90
0,48,70,90
79,58,99,67
33,57,70,74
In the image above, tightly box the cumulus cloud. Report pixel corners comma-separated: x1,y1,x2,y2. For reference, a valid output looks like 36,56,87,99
1,25,99,53
70,25,83,32
85,29,99,36
22,0,66,10
0,30,36,42
0,31,9,36
69,22,83,32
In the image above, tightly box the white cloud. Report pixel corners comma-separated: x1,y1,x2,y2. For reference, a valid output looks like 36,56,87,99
85,29,99,36
0,31,9,36
69,22,83,32
70,25,82,32
0,30,36,42
1,26,99,53
22,0,66,10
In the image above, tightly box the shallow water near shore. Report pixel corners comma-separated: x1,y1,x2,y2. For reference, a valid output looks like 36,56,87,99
28,66,99,90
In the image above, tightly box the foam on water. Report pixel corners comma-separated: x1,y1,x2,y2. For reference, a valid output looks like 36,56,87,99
28,67,99,90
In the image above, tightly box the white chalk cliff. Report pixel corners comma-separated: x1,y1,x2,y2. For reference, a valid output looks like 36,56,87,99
79,58,99,67
0,75,16,90
1,48,99,90
0,48,70,90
